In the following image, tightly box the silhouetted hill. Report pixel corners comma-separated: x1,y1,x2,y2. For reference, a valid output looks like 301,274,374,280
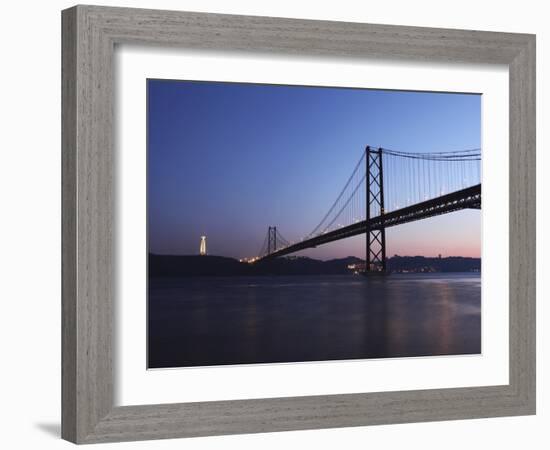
149,254,248,277
387,255,480,273
148,254,480,277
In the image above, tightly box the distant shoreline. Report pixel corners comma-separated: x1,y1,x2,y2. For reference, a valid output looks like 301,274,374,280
149,254,481,277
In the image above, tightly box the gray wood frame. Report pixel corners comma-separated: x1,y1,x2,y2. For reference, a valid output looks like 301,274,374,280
62,5,536,444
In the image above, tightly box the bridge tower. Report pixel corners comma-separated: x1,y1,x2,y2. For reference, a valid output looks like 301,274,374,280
365,146,387,273
267,226,277,254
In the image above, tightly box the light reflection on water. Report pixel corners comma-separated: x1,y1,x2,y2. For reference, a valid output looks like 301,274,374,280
148,273,481,368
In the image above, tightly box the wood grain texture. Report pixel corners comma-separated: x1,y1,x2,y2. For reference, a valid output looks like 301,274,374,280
508,37,536,409
61,7,77,443
61,5,536,444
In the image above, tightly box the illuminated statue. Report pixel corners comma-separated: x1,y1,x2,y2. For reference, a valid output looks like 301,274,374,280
199,236,207,256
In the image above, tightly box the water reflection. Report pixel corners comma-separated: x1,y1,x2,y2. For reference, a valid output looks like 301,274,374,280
148,274,481,368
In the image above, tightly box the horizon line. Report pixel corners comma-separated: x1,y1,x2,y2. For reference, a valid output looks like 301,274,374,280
148,252,482,261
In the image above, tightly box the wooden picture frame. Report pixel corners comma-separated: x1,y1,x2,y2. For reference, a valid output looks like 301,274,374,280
62,5,535,444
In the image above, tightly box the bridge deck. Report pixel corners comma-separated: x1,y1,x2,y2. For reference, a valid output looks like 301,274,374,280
257,184,481,261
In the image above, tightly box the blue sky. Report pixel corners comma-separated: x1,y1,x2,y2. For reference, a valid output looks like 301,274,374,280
148,79,481,260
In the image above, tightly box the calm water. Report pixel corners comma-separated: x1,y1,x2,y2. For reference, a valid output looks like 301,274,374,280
148,273,481,368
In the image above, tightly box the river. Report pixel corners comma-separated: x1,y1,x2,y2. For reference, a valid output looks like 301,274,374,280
148,273,481,368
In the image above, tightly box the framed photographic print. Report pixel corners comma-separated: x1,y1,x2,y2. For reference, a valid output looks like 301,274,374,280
62,5,536,444
146,80,484,369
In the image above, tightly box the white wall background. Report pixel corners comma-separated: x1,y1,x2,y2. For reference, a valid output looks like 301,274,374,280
0,1,546,448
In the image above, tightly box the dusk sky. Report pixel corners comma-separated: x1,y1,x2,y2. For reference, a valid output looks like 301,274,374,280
148,79,481,260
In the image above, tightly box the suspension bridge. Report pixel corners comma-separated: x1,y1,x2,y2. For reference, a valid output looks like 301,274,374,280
252,146,481,273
